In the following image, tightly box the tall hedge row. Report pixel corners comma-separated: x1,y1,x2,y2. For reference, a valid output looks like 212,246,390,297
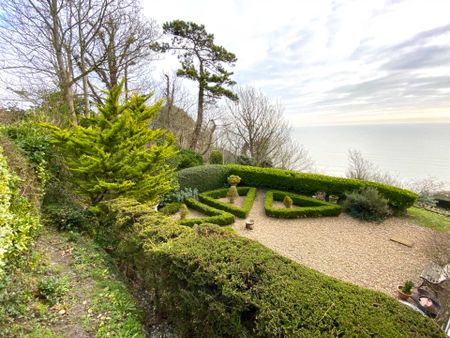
176,165,231,192
226,165,417,211
101,198,444,338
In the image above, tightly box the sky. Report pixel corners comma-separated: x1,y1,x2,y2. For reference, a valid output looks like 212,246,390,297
144,0,450,126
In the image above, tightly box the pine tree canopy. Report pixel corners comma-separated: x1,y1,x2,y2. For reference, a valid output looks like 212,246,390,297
45,81,178,205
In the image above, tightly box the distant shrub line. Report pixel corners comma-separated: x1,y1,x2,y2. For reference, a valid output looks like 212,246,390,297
176,165,417,211
265,190,342,218
199,187,257,218
100,198,443,337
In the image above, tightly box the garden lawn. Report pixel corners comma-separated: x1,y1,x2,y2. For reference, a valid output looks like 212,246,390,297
408,207,450,234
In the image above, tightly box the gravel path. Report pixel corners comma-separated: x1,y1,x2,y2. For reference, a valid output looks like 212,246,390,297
231,189,450,296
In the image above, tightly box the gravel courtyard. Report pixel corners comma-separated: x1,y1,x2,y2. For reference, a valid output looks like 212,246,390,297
231,190,450,296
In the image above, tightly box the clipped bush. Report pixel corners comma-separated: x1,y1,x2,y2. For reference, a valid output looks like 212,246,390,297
226,186,239,203
199,187,257,218
172,149,203,170
283,195,293,208
176,165,231,192
159,202,181,215
265,190,342,218
227,175,241,186
227,164,417,211
343,187,391,222
180,198,234,226
179,203,189,219
209,149,223,164
101,199,444,338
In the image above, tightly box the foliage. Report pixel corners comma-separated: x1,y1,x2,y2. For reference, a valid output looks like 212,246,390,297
209,149,223,164
227,174,241,186
179,203,189,219
226,164,417,211
343,187,391,222
283,195,293,208
176,165,231,192
171,148,203,170
180,198,235,226
226,186,239,203
159,202,182,215
408,207,450,234
43,202,92,231
155,20,237,150
37,276,70,303
160,187,198,205
416,194,438,208
2,121,55,185
100,198,444,338
45,81,177,205
0,146,40,280
199,187,257,218
265,190,342,218
402,280,414,294
236,155,256,166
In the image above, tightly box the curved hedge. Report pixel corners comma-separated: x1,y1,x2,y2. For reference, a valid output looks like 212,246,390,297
176,165,231,192
102,199,445,338
227,165,417,211
265,190,342,218
180,198,234,226
199,187,257,218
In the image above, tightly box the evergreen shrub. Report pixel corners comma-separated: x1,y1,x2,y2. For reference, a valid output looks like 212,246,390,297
101,198,444,338
176,165,231,192
209,149,223,164
265,190,342,218
227,165,417,211
199,187,257,218
343,187,391,222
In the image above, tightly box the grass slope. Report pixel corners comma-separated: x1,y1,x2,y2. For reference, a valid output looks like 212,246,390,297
408,207,450,234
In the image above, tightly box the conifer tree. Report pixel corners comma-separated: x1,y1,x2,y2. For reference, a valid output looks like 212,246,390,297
46,81,177,205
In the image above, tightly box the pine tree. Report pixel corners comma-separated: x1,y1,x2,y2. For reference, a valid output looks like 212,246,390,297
46,81,177,205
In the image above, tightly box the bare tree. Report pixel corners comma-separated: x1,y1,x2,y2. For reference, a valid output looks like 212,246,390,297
346,149,376,180
222,86,313,170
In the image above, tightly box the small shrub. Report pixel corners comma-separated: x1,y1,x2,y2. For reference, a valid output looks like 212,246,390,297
283,195,293,208
43,202,92,231
176,165,231,192
227,186,239,203
172,149,203,170
179,203,189,220
37,276,70,303
343,187,391,222
209,149,223,164
160,187,198,205
159,202,181,215
227,175,241,186
402,280,414,294
236,155,256,166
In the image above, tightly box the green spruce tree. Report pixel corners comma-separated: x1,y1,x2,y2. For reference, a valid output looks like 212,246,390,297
46,81,177,205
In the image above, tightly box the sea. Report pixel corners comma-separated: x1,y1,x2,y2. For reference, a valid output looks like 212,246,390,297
291,123,450,190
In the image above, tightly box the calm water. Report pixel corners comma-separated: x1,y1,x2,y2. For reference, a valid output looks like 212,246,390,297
292,123,450,189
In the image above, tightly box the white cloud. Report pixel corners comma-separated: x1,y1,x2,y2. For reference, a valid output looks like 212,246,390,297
143,0,450,126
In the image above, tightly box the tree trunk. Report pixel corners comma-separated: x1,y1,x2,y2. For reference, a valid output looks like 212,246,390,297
190,62,205,151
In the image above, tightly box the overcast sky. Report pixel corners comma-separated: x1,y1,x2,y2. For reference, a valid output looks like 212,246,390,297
144,0,450,126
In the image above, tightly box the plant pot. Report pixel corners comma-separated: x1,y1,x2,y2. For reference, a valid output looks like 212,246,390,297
397,286,412,301
245,220,254,230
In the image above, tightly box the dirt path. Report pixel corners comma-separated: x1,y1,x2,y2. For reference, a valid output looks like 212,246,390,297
232,189,450,296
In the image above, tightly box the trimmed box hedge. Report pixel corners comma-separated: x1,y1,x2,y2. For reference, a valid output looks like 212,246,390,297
265,190,342,218
176,165,231,192
227,165,417,211
101,199,445,338
180,198,235,226
199,187,257,218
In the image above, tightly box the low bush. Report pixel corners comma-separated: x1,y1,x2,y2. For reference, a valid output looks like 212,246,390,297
176,165,231,192
199,187,257,218
227,164,417,211
343,187,391,222
171,149,203,170
43,202,92,231
265,190,342,218
209,149,223,164
159,187,198,205
180,198,235,226
159,202,181,215
100,199,444,337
